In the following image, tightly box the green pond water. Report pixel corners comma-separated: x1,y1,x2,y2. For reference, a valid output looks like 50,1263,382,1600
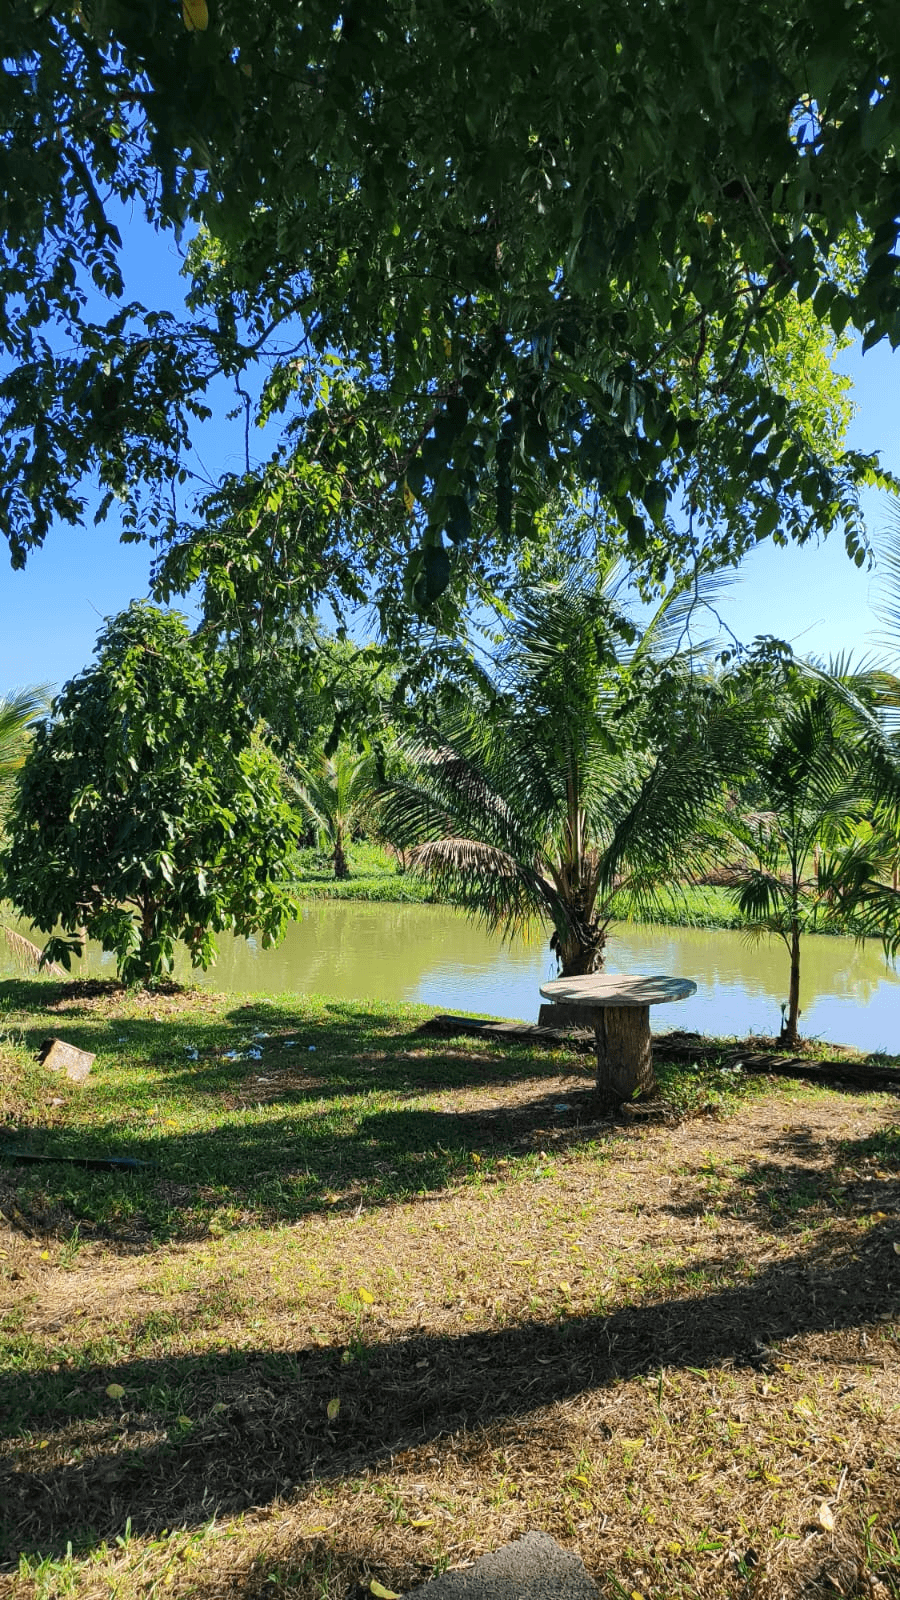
3,901,898,1054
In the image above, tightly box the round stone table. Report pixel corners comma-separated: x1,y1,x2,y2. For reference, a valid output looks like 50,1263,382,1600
539,973,697,1104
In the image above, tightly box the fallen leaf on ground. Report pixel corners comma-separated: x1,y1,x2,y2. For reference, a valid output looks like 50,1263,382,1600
182,0,208,28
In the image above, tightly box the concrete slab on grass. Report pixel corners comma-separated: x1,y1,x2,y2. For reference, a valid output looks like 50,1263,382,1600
406,1532,599,1598
38,1036,95,1084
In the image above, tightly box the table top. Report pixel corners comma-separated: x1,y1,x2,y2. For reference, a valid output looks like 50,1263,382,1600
539,973,697,1008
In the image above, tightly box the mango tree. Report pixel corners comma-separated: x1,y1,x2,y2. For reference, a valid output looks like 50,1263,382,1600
1,604,296,984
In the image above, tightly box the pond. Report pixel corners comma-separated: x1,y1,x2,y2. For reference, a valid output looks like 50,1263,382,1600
3,901,898,1053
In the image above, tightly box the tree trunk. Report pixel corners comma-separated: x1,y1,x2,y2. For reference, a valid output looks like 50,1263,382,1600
137,892,156,984
592,1004,655,1106
553,916,607,976
333,831,350,880
561,945,604,976
780,923,802,1046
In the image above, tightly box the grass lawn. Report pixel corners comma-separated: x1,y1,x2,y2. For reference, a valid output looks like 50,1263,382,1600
1,979,899,1600
621,884,748,932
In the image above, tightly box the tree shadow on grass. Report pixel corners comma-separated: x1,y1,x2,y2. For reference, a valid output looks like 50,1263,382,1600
1,1218,897,1563
0,1079,608,1245
2,982,595,1242
4,982,427,1062
661,1120,900,1235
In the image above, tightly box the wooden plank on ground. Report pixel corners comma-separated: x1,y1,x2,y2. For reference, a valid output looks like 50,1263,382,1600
419,1015,900,1090
418,1014,594,1048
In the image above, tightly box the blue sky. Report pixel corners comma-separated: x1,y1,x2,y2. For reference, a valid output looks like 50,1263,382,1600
2,242,899,693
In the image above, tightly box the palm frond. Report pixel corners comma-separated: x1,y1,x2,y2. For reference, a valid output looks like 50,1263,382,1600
2,923,67,978
736,868,792,922
407,837,554,942
598,690,745,895
632,564,735,664
0,685,50,812
873,500,900,661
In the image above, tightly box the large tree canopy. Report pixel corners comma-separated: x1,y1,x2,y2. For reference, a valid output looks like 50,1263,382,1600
2,0,899,628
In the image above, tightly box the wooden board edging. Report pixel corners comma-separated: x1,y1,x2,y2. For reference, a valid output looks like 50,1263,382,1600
419,1015,900,1091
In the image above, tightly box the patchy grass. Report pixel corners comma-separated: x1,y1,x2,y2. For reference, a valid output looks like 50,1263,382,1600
1,980,899,1600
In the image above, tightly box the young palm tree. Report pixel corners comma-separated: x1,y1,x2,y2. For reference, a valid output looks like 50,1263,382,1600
377,569,748,981
288,744,379,879
809,512,900,958
725,673,867,1047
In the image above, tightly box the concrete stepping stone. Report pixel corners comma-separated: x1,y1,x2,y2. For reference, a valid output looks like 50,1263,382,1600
405,1531,599,1598
38,1035,95,1083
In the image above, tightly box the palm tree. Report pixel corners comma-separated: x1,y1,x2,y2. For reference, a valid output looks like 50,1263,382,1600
377,568,748,982
288,743,379,879
0,686,47,815
725,671,867,1047
807,513,900,959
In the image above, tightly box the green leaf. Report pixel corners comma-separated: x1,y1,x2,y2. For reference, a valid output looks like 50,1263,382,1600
422,544,451,602
641,479,667,525
754,503,780,541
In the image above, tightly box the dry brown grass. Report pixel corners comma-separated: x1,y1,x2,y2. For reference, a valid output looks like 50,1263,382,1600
1,988,899,1600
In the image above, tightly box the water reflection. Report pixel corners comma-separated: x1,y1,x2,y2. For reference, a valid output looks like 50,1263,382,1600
2,902,898,1053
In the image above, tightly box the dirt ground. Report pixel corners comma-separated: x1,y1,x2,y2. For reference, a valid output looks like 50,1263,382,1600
2,1071,899,1600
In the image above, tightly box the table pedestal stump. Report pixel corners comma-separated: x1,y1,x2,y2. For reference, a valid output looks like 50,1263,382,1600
539,973,697,1107
591,1004,654,1104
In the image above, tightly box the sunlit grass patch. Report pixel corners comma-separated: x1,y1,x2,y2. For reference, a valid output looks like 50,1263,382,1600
291,841,440,902
1,986,592,1243
654,1051,768,1116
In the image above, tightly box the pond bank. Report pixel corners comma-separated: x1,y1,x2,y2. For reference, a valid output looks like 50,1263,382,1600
423,1009,900,1090
3,900,899,1054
